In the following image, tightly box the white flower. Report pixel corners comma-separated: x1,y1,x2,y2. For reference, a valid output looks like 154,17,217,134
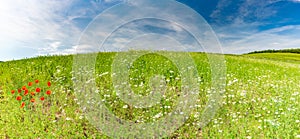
292,92,299,96
123,105,128,109
153,113,163,119
194,114,199,118
290,97,296,101
240,90,247,97
258,126,262,129
296,135,300,138
66,117,72,121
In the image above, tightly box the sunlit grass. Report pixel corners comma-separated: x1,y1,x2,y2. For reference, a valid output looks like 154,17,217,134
0,52,299,138
245,53,300,64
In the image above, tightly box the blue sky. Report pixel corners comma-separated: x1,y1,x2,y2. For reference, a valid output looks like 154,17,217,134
0,0,299,61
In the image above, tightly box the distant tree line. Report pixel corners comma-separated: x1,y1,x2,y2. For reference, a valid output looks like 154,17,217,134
248,48,300,54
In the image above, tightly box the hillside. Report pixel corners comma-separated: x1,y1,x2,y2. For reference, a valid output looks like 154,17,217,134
247,48,300,54
244,52,300,64
0,52,299,138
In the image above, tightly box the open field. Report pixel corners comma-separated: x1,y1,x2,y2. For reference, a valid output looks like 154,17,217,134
0,52,299,138
244,53,300,64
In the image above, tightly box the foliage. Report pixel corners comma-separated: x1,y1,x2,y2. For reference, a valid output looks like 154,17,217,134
247,48,300,54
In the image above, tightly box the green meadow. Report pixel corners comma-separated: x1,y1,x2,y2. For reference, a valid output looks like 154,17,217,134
0,52,299,138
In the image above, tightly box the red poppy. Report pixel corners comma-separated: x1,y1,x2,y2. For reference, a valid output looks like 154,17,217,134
11,90,15,94
16,96,22,101
35,79,39,84
28,82,33,86
18,89,21,93
47,81,51,87
40,96,45,101
21,102,25,108
36,88,41,93
30,98,35,103
22,86,27,90
46,90,51,95
31,92,35,96
24,90,29,95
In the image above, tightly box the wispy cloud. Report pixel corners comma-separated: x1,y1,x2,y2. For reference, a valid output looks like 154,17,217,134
221,25,300,54
0,0,121,61
210,0,281,25
290,0,300,3
79,0,217,53
101,19,199,52
0,0,81,60
210,0,300,54
0,0,299,61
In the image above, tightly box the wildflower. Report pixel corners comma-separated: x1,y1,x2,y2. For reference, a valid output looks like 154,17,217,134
36,88,41,93
31,92,35,96
16,96,22,101
35,79,39,84
24,90,29,96
46,90,51,95
20,102,25,108
47,81,51,87
30,98,35,103
40,96,45,101
79,116,84,119
18,89,21,93
153,113,163,119
22,86,26,90
28,82,33,86
11,90,15,94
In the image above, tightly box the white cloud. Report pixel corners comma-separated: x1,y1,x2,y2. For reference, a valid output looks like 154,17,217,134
0,0,136,61
210,0,282,25
209,0,300,54
290,0,300,3
1,0,298,61
220,25,300,54
0,0,101,61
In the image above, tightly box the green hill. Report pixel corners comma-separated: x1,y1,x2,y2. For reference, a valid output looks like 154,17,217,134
247,48,300,54
0,52,299,138
244,52,300,64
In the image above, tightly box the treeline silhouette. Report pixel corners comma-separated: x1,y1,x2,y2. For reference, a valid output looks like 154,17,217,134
248,48,300,54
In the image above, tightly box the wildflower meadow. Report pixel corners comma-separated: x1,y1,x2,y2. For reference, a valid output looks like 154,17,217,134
0,52,299,138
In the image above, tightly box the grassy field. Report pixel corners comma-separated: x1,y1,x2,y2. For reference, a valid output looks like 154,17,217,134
244,53,300,64
0,52,299,138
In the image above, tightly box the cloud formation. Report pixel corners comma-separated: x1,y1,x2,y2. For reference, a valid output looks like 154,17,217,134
0,0,121,61
210,0,300,54
0,0,299,60
0,1,81,60
220,25,300,54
